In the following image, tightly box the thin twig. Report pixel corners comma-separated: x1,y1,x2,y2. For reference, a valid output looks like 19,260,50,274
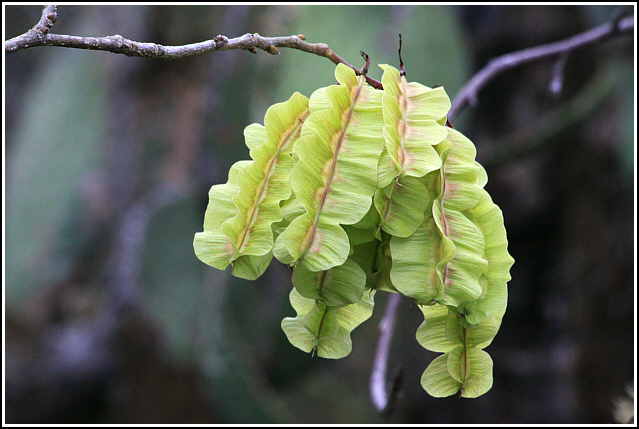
4,5,383,89
398,34,406,77
370,293,403,414
448,15,634,120
548,52,569,98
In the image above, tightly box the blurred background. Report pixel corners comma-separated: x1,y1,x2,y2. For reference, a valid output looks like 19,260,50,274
4,5,635,424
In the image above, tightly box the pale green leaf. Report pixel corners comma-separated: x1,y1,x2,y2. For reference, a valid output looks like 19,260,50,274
281,287,375,359
418,304,498,398
194,92,310,279
374,174,430,238
416,303,454,353
335,288,375,332
434,202,487,306
275,63,384,271
193,160,251,271
447,346,494,398
389,213,443,305
292,257,366,307
220,92,309,277
377,64,447,188
460,190,514,324
421,355,462,398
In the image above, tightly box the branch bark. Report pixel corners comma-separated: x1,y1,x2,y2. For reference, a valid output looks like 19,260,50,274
4,4,58,51
448,14,634,120
4,5,383,89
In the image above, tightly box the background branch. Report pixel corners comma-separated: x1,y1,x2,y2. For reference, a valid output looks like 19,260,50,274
448,14,634,120
370,293,403,415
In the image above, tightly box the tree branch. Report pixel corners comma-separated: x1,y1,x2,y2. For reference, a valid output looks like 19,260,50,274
448,14,634,120
7,6,633,114
4,4,58,52
4,5,383,89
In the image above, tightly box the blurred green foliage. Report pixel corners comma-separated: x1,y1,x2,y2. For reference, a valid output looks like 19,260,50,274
6,46,108,305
